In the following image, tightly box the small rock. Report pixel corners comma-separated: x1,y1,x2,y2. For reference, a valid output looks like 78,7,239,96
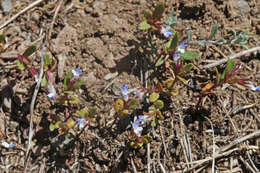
1,0,12,13
84,72,98,88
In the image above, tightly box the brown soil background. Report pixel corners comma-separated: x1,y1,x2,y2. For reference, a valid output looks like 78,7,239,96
0,0,260,172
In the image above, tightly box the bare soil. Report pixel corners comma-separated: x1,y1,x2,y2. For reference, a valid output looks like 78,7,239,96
0,0,260,172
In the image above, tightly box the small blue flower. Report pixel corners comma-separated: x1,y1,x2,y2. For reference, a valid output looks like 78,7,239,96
47,84,56,100
246,82,260,92
173,53,181,61
76,118,88,129
177,43,187,53
161,26,172,38
72,67,82,79
132,119,143,137
1,141,15,149
120,84,130,101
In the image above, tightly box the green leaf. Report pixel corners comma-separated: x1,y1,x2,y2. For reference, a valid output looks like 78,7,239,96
44,54,50,65
69,96,80,104
66,120,76,128
77,109,88,118
177,75,188,84
88,107,97,117
187,30,192,42
143,10,153,19
64,90,73,94
23,45,36,58
153,2,165,19
0,34,5,43
49,123,56,131
167,33,179,51
180,51,199,61
16,60,25,70
128,98,139,109
152,116,157,127
139,21,151,30
208,24,218,40
165,79,174,89
149,92,159,103
215,67,221,85
149,106,156,114
64,71,73,89
41,75,47,86
154,100,164,109
155,56,164,66
165,9,178,26
179,63,193,76
221,59,236,81
73,80,85,90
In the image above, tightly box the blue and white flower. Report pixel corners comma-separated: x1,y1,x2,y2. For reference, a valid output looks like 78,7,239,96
161,26,172,38
1,141,15,149
132,119,143,137
120,84,130,101
72,67,83,79
132,115,152,137
47,84,56,100
246,82,260,92
76,118,88,129
173,43,188,61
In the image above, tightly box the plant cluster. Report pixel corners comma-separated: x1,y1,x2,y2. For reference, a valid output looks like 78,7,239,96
113,2,259,149
1,37,98,139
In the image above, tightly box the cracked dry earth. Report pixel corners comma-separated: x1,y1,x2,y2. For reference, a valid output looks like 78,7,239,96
0,0,260,172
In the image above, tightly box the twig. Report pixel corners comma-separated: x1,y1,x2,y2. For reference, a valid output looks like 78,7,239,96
147,143,151,173
239,156,257,173
0,0,44,30
203,46,260,69
219,130,260,153
206,117,216,173
48,0,63,41
23,41,45,172
130,157,137,173
160,127,170,158
158,161,166,173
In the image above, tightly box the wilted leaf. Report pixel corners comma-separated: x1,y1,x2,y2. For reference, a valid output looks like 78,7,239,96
149,92,159,102
23,45,36,58
202,81,214,93
114,99,124,111
153,2,165,19
139,21,151,30
180,51,199,61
